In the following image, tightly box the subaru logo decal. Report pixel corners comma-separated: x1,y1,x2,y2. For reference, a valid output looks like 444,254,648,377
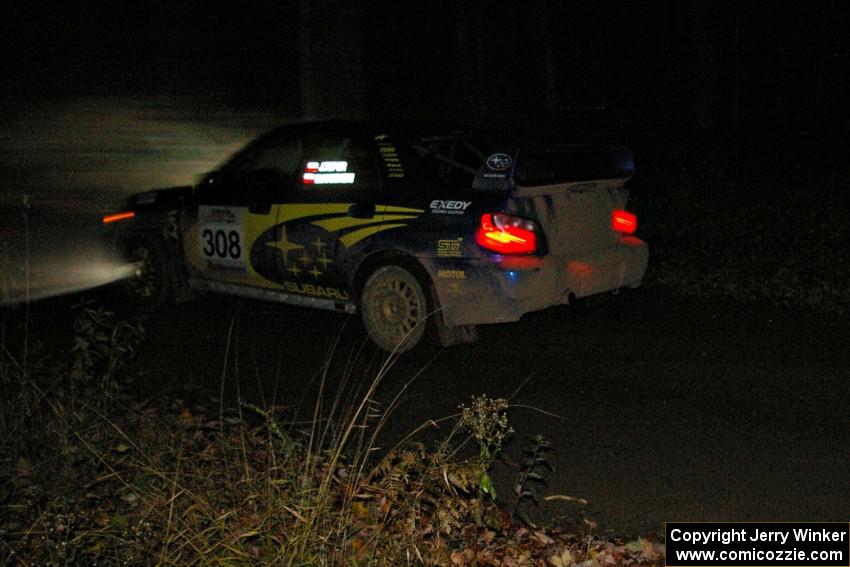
486,153,513,171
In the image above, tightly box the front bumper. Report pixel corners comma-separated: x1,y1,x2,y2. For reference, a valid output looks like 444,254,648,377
431,236,649,327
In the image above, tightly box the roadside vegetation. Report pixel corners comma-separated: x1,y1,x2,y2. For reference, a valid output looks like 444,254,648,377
0,304,663,565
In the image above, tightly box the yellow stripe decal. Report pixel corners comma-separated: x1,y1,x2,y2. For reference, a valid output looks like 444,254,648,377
272,203,353,223
339,224,408,248
382,206,425,214
311,214,417,232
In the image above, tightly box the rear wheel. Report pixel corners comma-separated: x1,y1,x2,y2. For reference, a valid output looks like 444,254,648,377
360,265,428,352
124,236,172,310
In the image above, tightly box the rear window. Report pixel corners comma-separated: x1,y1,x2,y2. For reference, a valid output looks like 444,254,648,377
407,136,634,189
515,148,635,186
407,136,487,189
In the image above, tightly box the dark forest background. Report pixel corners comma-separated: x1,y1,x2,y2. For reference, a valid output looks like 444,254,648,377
2,1,848,311
4,1,849,137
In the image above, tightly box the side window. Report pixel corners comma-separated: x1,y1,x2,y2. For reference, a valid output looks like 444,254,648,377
231,137,303,178
201,136,303,206
298,135,380,194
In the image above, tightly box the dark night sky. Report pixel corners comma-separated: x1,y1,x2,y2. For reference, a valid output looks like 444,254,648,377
3,4,299,102
4,2,849,133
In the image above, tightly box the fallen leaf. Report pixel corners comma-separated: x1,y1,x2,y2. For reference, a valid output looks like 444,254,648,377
533,530,555,546
515,527,529,539
476,548,495,563
178,408,194,427
549,548,573,567
640,538,663,561
451,548,474,565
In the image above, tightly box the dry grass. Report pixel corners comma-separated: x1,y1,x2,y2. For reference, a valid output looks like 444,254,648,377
0,305,664,566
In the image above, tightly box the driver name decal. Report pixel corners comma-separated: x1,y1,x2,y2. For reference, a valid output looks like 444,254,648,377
303,161,355,185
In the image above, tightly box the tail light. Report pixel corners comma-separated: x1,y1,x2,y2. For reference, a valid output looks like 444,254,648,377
475,213,539,255
102,211,136,224
612,210,637,234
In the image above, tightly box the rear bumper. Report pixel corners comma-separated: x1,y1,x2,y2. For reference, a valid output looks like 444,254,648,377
432,236,648,326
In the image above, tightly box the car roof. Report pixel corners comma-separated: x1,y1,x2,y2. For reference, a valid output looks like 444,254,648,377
252,119,473,142
245,120,628,161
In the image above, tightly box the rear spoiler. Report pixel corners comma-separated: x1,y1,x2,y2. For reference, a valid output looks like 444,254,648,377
472,147,634,192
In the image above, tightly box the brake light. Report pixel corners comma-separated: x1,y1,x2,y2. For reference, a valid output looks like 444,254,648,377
612,210,637,234
475,213,538,255
102,211,136,224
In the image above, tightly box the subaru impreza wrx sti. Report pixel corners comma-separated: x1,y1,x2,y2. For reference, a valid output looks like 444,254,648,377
103,121,648,351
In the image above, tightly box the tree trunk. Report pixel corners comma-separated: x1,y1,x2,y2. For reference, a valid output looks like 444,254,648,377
687,0,720,132
297,0,366,120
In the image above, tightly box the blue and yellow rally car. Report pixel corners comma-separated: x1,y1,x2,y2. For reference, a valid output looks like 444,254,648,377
103,121,648,351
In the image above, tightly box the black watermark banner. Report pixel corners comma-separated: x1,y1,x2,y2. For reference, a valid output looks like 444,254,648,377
666,522,850,567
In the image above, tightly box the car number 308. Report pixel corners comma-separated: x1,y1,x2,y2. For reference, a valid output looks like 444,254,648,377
202,229,242,259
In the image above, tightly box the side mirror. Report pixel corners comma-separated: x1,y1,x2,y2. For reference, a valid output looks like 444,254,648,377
197,171,217,186
248,200,272,215
242,169,290,215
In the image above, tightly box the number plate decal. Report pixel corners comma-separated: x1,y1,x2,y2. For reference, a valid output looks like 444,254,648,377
198,206,246,273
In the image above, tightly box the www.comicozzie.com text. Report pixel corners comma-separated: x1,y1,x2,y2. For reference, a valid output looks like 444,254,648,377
669,527,847,546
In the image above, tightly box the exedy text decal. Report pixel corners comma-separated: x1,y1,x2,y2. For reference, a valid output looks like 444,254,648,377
430,200,472,215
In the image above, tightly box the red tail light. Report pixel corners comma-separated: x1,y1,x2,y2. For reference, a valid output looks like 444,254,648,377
102,211,136,224
612,210,637,234
475,213,539,255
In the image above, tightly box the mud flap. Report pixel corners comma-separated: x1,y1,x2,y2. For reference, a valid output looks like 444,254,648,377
162,236,196,303
436,319,478,347
430,284,478,346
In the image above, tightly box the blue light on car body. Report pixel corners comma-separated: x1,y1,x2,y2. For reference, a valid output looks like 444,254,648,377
506,270,520,284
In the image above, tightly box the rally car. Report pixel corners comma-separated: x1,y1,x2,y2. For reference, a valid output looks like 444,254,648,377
102,120,648,351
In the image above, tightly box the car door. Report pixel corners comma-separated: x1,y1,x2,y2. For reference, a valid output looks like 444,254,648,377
183,133,303,289
250,132,385,301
